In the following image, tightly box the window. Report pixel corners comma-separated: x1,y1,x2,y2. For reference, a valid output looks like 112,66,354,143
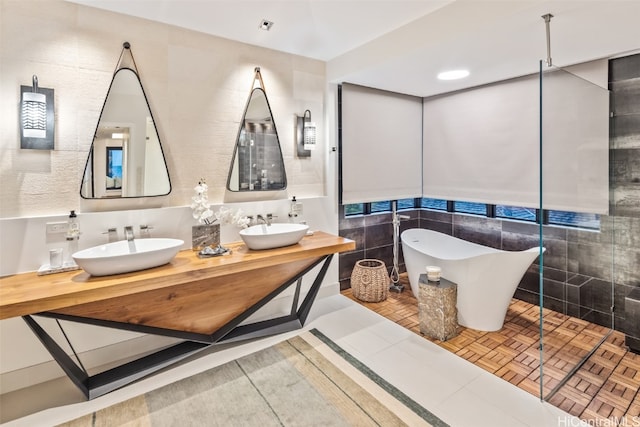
345,198,599,231
421,198,447,210
344,199,415,216
397,198,416,210
454,201,486,216
548,210,600,230
371,201,391,213
344,203,364,216
496,205,537,222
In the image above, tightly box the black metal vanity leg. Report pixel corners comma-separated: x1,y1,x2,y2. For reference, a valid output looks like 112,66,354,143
86,341,209,399
216,255,331,343
297,254,334,325
290,278,303,316
22,315,90,399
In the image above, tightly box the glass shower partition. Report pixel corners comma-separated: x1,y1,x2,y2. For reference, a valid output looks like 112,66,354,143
539,61,614,404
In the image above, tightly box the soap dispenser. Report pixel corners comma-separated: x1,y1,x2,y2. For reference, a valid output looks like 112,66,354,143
67,210,80,239
288,196,303,222
65,210,79,266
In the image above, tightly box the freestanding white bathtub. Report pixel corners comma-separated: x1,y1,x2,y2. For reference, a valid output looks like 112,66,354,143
401,228,542,332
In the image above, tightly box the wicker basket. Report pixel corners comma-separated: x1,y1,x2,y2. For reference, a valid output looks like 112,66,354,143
350,259,390,302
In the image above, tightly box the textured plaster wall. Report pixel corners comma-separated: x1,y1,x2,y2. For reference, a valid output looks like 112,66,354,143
0,0,326,218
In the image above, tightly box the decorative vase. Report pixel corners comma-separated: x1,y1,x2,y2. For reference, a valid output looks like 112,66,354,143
191,223,220,251
350,259,390,303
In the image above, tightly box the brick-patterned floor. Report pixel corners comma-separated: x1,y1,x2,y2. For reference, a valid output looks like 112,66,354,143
342,277,640,424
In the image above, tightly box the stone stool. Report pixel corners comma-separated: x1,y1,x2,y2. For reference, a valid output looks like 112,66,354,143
418,274,458,341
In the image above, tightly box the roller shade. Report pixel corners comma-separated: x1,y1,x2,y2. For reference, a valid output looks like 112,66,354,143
341,83,423,204
422,66,609,214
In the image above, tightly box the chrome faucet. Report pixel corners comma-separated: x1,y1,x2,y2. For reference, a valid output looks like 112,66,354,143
256,214,269,226
257,214,277,226
124,226,135,241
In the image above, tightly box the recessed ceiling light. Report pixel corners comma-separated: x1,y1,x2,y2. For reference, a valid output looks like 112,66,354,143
437,69,470,80
259,19,274,31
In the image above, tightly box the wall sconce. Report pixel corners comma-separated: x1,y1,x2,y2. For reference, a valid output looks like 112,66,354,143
20,75,55,150
296,109,316,157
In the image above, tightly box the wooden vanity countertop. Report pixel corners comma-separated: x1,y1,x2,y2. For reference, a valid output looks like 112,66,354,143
0,231,355,320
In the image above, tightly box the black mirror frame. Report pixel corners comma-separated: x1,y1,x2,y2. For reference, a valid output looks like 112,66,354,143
226,69,287,193
80,43,171,199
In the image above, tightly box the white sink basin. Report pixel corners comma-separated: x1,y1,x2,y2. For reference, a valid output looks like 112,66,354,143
239,223,309,250
72,238,184,276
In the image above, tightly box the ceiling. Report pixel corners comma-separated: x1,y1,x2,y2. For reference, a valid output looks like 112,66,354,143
68,0,640,97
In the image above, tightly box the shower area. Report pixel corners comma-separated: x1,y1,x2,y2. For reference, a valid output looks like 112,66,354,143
535,53,639,417
537,62,614,404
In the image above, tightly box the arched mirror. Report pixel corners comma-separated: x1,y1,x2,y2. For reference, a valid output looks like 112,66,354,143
80,42,171,199
227,67,286,192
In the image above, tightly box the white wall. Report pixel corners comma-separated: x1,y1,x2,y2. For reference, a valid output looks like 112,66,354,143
0,0,327,217
0,0,338,393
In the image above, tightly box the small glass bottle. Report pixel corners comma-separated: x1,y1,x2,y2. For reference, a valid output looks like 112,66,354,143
65,210,79,266
289,196,303,221
66,210,80,240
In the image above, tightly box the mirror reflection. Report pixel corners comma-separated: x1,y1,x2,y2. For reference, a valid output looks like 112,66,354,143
227,86,286,192
80,67,170,198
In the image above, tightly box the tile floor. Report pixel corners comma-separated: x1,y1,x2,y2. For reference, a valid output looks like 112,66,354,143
1,294,588,427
